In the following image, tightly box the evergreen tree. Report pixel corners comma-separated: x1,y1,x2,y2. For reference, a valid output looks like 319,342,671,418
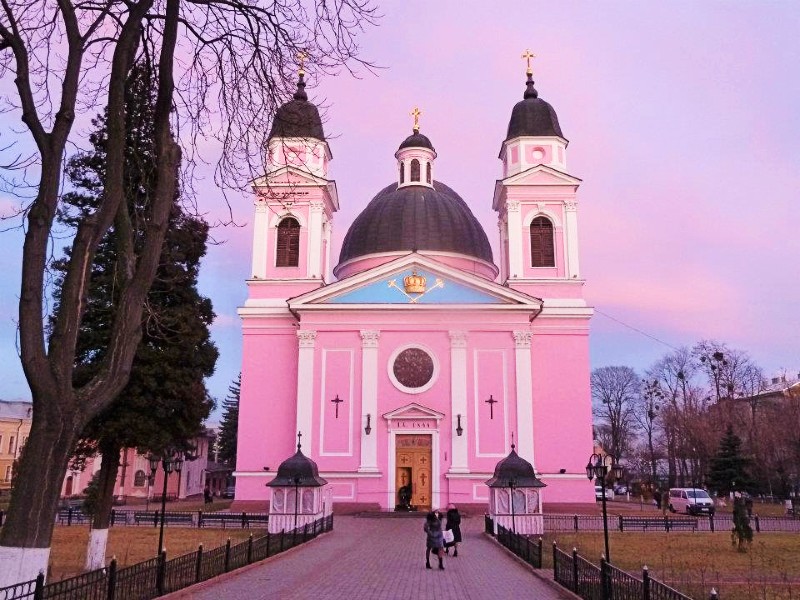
217,374,241,466
707,425,752,495
52,62,218,568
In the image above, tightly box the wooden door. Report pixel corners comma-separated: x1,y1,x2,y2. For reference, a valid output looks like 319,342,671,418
396,435,432,510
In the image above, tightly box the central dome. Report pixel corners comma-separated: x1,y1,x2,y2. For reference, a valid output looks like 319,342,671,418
337,180,493,268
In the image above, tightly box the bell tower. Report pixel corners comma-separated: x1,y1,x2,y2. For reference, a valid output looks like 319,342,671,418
249,70,338,295
493,51,583,299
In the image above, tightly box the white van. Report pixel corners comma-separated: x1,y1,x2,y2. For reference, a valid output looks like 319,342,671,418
668,488,715,515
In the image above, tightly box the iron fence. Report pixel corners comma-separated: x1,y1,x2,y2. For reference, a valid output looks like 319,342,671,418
54,509,271,529
551,542,694,600
494,522,543,568
2,514,333,600
544,513,800,533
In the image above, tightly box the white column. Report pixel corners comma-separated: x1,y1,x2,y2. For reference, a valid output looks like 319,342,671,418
307,201,324,279
358,330,380,473
506,200,523,279
323,220,333,281
296,330,317,450
564,199,580,279
251,202,269,278
449,331,469,473
513,330,535,467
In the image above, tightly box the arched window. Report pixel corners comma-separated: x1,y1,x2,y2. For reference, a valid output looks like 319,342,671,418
400,162,405,183
276,217,300,267
530,216,555,267
426,162,431,184
410,159,420,182
134,470,146,487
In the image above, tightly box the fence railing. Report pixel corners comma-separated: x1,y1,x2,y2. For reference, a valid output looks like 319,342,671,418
552,543,694,600
0,514,333,600
484,516,543,569
54,509,271,529
543,513,800,533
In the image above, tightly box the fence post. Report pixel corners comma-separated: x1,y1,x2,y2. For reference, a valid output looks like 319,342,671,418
600,556,610,600
303,522,309,543
574,514,579,531
279,529,285,552
110,509,116,528
247,534,254,563
153,511,159,528
195,543,203,583
618,514,624,532
33,571,45,600
642,565,651,600
0,509,4,527
224,538,231,572
710,513,715,532
754,515,760,533
156,549,166,596
198,510,203,528
242,512,247,529
664,515,671,532
572,548,579,593
67,507,73,526
537,537,543,569
106,557,117,600
552,542,558,581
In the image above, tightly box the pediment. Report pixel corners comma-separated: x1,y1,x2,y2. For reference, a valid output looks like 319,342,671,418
382,403,445,421
253,165,330,188
289,254,542,309
499,164,582,187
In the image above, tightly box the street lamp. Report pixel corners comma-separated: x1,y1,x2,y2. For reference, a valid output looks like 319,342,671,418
148,450,184,557
508,476,517,534
586,452,623,563
292,475,303,529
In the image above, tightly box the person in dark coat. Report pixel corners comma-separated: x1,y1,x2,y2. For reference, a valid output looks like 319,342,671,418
444,503,462,556
423,511,445,570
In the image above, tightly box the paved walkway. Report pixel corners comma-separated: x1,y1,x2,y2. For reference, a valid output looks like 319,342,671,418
166,515,571,600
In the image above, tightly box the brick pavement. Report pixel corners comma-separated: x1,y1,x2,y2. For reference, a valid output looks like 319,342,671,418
165,515,572,600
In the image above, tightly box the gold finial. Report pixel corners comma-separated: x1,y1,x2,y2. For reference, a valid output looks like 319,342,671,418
521,49,536,76
410,107,422,133
297,51,308,77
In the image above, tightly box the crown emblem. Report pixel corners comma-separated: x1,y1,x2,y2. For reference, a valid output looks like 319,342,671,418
403,271,427,294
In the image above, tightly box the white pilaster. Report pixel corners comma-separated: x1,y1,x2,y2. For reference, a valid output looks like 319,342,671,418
506,200,523,279
296,330,317,449
564,200,580,279
251,203,269,278
359,330,380,472
513,330,535,466
307,201,324,279
449,331,469,473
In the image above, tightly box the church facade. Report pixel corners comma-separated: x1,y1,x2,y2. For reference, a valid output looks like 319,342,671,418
235,65,595,511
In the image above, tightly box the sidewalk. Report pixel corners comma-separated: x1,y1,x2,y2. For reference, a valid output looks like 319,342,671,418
166,515,572,600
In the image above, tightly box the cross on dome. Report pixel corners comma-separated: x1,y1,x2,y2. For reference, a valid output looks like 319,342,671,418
410,107,422,133
521,49,536,76
296,430,302,452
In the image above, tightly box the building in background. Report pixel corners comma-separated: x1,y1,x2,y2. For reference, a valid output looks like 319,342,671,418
236,61,594,512
0,400,32,492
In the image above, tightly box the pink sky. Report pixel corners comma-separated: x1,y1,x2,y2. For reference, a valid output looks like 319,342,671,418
1,1,798,410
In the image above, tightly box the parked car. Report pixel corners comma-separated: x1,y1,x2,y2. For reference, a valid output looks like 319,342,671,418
594,486,615,501
222,485,235,499
668,488,715,515
613,485,628,495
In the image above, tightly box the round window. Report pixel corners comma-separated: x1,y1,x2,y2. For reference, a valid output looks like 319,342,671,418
389,346,438,393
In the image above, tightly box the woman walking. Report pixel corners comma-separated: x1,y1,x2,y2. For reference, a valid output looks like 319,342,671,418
423,511,445,570
444,503,462,557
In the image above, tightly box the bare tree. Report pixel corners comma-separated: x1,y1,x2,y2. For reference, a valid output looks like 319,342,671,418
0,0,376,584
591,366,640,460
632,379,663,485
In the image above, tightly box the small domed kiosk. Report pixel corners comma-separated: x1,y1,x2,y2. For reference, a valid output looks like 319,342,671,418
266,434,332,533
485,444,546,535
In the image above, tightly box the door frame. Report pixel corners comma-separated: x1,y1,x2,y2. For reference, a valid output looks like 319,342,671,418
387,429,440,510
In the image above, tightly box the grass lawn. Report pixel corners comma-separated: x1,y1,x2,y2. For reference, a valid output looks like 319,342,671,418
541,531,800,600
48,526,254,581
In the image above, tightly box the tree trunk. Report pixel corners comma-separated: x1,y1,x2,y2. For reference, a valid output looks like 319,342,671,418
0,411,80,586
85,447,121,571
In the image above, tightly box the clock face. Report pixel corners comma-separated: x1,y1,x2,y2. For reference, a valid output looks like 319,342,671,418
392,348,435,390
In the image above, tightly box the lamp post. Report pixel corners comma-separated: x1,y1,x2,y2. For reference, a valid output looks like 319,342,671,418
508,476,517,534
292,475,303,529
586,452,623,563
148,451,184,557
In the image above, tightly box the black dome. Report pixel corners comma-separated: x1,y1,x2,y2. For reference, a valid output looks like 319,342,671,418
338,181,493,266
506,75,564,141
268,76,325,141
266,445,328,488
398,132,435,151
485,446,546,488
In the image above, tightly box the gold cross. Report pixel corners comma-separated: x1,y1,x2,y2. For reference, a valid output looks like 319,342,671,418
521,49,536,76
410,107,422,132
297,51,308,77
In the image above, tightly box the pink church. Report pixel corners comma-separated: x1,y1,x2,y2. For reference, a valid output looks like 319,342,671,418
235,67,595,512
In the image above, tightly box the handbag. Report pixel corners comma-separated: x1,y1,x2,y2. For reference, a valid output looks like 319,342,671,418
443,529,455,544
